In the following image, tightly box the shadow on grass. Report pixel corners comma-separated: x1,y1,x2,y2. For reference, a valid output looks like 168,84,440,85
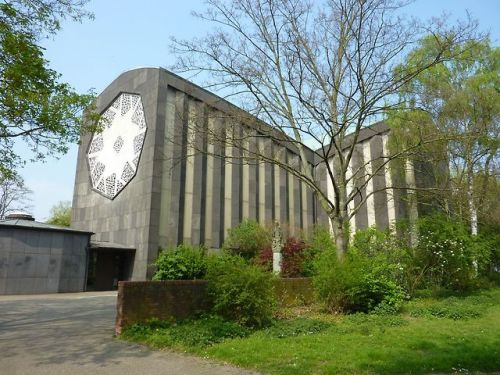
356,338,500,374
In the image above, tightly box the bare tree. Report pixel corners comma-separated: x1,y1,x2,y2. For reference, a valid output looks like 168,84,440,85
0,173,33,219
171,0,478,257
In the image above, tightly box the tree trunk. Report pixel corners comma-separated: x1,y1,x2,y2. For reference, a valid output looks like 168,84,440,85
405,158,419,249
466,164,478,236
466,162,478,275
331,216,348,261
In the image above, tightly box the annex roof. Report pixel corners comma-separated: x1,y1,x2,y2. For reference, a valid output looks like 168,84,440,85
0,219,93,235
90,240,135,251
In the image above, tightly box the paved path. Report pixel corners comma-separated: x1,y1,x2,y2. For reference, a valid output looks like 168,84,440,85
0,292,260,375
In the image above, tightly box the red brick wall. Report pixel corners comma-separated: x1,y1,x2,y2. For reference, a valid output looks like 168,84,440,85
115,278,313,335
115,280,211,335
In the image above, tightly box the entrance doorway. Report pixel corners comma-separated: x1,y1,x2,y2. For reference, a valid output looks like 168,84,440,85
86,243,135,291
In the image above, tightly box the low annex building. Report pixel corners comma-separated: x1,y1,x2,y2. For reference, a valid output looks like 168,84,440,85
0,213,91,294
71,67,422,287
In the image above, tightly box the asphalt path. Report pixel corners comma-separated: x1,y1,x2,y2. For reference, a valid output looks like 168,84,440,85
0,292,260,375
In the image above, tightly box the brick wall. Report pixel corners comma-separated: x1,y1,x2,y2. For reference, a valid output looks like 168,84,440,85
115,280,211,335
115,277,314,335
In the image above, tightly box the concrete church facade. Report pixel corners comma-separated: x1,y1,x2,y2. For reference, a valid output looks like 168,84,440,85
71,67,413,284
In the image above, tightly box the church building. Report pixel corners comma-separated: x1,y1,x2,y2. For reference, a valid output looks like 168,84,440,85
71,67,419,288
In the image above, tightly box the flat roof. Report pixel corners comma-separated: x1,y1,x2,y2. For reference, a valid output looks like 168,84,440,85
0,219,93,235
90,241,135,251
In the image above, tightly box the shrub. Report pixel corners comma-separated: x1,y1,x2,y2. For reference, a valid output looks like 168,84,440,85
351,227,391,256
255,226,336,277
254,237,309,277
475,225,500,279
223,219,271,259
152,244,207,280
307,226,337,253
302,226,337,276
351,226,411,293
254,244,273,271
313,250,406,314
350,220,496,294
348,272,406,314
412,214,492,291
281,237,307,277
417,235,472,290
206,253,276,327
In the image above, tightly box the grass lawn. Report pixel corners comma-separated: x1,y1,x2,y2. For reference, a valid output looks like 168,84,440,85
121,288,500,374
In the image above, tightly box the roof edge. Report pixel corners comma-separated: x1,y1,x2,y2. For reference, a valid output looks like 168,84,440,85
0,219,94,235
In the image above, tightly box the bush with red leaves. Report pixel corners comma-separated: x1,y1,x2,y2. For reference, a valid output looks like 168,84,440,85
254,245,273,271
254,237,308,277
281,237,307,277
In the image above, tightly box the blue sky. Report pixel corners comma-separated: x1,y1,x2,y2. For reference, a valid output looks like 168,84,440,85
18,0,500,221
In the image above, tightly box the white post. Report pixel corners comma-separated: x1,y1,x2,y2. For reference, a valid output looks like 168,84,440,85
272,221,283,274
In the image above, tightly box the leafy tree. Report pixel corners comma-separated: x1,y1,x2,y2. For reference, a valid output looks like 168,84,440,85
391,38,499,235
171,0,478,257
46,200,71,226
0,0,98,176
0,172,32,219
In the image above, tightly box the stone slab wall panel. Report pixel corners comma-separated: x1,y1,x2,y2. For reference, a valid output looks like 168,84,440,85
0,229,89,295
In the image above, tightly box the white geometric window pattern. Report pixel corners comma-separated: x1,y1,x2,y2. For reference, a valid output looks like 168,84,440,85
87,93,147,199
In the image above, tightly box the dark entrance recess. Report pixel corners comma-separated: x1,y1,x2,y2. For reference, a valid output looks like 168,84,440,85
86,242,135,291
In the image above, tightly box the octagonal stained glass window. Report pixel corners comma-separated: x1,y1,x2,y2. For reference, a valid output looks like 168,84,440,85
87,93,147,199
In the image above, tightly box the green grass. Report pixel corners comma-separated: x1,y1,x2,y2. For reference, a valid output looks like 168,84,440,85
121,288,500,374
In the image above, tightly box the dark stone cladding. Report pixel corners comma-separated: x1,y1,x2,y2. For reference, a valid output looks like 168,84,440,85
72,68,162,281
0,221,90,294
351,143,369,229
314,121,391,163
